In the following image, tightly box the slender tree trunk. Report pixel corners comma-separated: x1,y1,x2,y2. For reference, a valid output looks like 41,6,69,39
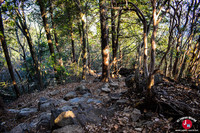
100,0,109,82
49,0,63,67
80,12,87,80
173,32,182,79
143,21,149,78
15,0,43,89
0,7,20,98
147,0,157,96
38,0,57,75
169,47,173,77
85,3,91,74
70,24,76,63
116,9,121,73
14,69,25,93
111,1,118,78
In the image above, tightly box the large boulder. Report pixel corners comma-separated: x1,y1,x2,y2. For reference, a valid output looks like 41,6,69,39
75,103,103,126
36,112,52,133
54,111,76,127
38,97,56,112
52,125,84,133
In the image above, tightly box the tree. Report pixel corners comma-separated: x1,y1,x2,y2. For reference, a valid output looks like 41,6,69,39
49,0,63,67
14,0,43,89
0,0,20,97
100,0,109,82
147,0,169,97
37,0,58,78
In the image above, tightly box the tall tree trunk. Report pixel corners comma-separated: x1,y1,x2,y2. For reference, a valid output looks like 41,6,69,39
70,24,76,63
111,1,118,78
100,0,109,82
172,32,181,79
143,20,149,78
49,0,63,67
80,12,87,80
86,2,91,73
15,1,43,90
0,6,20,98
38,0,57,75
147,0,157,96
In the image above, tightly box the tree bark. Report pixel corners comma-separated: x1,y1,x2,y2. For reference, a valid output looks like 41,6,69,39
147,0,157,96
49,0,63,67
0,6,20,98
80,12,87,80
111,0,118,78
38,0,57,74
15,0,43,89
100,0,109,82
70,24,76,63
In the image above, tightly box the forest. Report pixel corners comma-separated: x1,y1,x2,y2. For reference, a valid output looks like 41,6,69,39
0,0,200,132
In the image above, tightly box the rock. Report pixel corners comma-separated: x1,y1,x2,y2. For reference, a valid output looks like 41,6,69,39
125,75,135,88
54,111,76,127
109,93,121,100
87,98,102,104
109,82,119,89
60,105,73,111
119,68,135,77
131,108,141,122
116,99,129,105
75,85,91,95
39,97,48,104
50,109,64,128
69,97,86,105
36,112,51,133
135,128,143,132
49,90,60,96
29,118,40,133
9,123,30,133
76,110,102,126
101,83,111,92
17,108,37,118
154,73,164,85
38,100,55,112
52,125,84,133
76,104,103,126
7,109,20,113
64,91,77,101
82,93,91,97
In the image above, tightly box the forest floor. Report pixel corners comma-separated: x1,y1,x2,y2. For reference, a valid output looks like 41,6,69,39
1,75,200,133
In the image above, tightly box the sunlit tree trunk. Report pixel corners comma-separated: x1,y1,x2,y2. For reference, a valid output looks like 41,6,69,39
100,0,109,82
80,12,87,80
0,5,20,98
38,0,57,75
111,0,118,78
147,0,157,96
